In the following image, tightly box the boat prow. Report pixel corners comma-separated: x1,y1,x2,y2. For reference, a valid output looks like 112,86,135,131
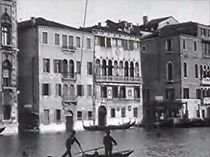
0,126,6,134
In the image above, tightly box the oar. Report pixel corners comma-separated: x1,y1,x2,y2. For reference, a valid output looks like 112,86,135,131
74,146,105,155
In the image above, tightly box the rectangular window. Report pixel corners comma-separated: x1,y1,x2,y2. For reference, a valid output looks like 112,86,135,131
76,61,81,74
166,39,172,51
202,109,205,118
195,64,198,78
76,37,81,48
87,62,93,75
69,36,74,48
184,63,187,77
100,37,105,47
183,88,189,99
165,88,175,100
197,109,200,118
121,108,126,117
55,34,60,45
194,41,197,51
122,40,128,50
111,108,115,118
112,86,118,98
77,111,82,120
43,58,50,72
62,35,67,48
42,32,48,44
88,111,92,120
77,85,84,96
55,109,61,122
55,84,62,96
183,39,185,50
129,40,134,50
43,109,50,124
134,87,140,98
42,84,50,96
133,107,138,118
87,38,91,49
106,37,111,47
54,60,62,73
196,89,201,99
101,86,107,98
87,85,92,96
120,86,126,98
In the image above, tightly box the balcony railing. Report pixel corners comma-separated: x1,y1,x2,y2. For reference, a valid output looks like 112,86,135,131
201,78,210,85
96,75,142,83
62,46,76,53
63,96,77,103
62,73,77,81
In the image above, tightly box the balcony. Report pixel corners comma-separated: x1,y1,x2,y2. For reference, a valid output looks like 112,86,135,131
201,78,210,85
203,97,210,105
62,96,77,103
62,46,76,54
96,75,142,84
62,73,76,82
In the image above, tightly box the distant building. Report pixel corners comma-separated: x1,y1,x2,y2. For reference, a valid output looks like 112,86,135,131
141,21,210,123
18,17,94,132
84,20,143,125
0,0,18,131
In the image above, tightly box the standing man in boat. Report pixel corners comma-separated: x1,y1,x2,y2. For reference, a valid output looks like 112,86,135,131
103,130,117,156
62,130,83,157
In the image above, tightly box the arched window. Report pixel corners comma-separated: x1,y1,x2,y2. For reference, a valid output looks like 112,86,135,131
167,62,173,81
119,61,123,76
130,62,134,77
124,61,129,77
62,59,68,78
96,59,101,75
69,60,74,78
114,61,118,76
63,84,69,100
184,63,187,77
69,84,75,97
1,9,11,46
135,62,139,77
3,59,12,87
108,60,112,76
102,59,107,76
195,64,198,78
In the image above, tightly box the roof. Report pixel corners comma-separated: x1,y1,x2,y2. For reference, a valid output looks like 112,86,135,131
18,17,79,31
144,16,172,26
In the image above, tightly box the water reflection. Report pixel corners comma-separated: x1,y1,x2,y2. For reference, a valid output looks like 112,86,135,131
0,128,210,157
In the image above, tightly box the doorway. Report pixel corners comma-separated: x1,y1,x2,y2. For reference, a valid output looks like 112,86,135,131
65,110,73,131
98,106,107,126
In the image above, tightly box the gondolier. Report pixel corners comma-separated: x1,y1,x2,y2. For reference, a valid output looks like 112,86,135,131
62,130,83,157
103,130,117,157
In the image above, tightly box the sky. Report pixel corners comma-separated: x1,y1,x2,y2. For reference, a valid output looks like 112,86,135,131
17,0,210,27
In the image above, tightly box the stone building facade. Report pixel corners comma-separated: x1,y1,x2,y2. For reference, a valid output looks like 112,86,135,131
84,20,143,125
141,21,210,122
0,0,18,132
18,17,94,132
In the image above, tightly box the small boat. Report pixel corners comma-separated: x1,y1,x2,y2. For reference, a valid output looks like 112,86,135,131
83,149,134,157
83,121,135,131
0,126,6,133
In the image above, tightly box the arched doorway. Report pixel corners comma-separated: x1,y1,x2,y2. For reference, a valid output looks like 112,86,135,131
98,106,107,126
65,110,74,131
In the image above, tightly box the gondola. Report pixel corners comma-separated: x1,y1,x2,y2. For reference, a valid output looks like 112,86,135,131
82,150,134,157
83,121,135,131
0,126,6,133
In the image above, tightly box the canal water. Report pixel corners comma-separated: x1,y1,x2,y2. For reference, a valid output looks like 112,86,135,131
0,127,210,157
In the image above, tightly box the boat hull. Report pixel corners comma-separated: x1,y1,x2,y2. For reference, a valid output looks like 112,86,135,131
0,127,6,133
83,150,134,157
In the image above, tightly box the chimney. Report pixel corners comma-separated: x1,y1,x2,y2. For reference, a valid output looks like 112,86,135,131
98,22,101,26
143,16,148,25
31,17,36,25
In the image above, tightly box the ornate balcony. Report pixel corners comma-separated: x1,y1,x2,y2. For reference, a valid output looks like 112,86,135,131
62,96,77,103
201,78,210,85
62,72,77,82
96,75,142,84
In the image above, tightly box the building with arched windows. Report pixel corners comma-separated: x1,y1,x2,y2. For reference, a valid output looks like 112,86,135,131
83,20,143,125
141,19,210,123
18,17,94,132
0,0,18,133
